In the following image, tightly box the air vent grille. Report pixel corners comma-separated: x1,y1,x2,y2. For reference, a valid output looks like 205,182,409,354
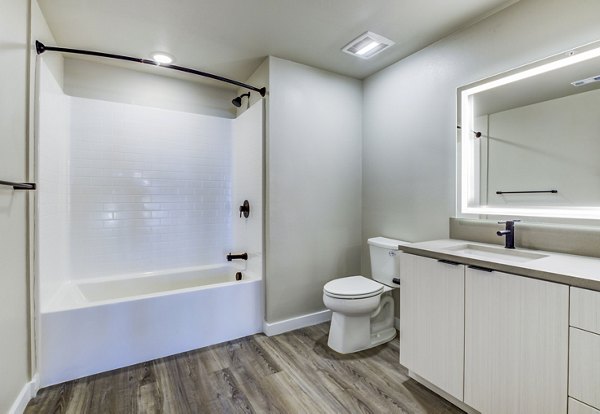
342,31,394,59
571,74,600,87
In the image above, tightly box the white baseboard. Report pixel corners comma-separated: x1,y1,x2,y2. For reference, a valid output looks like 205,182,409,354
8,374,39,414
263,309,331,336
394,317,400,330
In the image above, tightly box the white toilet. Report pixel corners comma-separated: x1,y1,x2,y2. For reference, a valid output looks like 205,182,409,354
323,237,407,354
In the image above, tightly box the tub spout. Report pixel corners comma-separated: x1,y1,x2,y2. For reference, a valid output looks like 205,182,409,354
227,252,248,261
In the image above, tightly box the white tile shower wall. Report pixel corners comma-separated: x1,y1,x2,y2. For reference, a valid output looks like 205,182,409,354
38,60,71,303
232,102,263,278
69,97,233,279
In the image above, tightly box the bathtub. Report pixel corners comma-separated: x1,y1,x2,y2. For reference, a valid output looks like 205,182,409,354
39,264,263,387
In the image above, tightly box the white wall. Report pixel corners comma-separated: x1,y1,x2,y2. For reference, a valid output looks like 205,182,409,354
64,58,238,119
37,60,70,302
265,57,362,323
362,0,600,278
484,89,600,206
232,102,263,278
0,0,31,411
68,98,232,279
235,58,268,117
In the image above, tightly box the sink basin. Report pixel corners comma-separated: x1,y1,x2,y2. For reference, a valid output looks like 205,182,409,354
444,243,547,263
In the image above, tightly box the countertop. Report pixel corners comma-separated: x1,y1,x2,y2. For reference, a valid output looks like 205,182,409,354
401,239,600,292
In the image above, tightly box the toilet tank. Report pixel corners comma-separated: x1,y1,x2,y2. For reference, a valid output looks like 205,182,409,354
368,237,410,287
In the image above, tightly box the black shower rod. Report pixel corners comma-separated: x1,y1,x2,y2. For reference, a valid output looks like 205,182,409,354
35,41,267,97
0,179,36,190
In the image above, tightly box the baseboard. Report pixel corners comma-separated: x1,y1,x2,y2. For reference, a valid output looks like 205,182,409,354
263,309,331,336
394,317,400,330
8,374,39,414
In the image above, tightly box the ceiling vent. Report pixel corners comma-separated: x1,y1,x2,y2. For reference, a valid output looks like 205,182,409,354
571,74,600,87
342,31,395,59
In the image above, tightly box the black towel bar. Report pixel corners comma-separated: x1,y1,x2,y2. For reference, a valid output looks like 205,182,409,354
496,190,557,195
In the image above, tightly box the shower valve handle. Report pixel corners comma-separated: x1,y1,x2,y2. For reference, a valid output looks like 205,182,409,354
239,200,250,218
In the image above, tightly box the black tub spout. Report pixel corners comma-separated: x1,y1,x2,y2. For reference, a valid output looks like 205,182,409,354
227,252,248,261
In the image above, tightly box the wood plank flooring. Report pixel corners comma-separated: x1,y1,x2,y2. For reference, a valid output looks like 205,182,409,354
26,323,464,413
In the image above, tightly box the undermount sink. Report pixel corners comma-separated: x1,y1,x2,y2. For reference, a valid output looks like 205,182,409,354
444,243,548,263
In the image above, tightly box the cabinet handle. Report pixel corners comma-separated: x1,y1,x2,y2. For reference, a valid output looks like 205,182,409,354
468,265,494,272
438,259,461,266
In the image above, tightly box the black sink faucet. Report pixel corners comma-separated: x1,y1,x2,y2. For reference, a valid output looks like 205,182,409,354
497,220,520,249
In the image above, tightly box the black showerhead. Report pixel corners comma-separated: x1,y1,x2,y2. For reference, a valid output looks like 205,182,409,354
232,92,251,108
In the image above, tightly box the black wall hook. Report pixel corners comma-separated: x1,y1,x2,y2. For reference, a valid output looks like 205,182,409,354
239,200,250,218
457,125,482,138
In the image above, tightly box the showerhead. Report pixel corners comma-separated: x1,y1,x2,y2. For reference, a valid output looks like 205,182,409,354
232,92,251,108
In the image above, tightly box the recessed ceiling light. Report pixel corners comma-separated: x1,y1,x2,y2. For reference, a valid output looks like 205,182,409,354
342,31,395,59
151,52,174,64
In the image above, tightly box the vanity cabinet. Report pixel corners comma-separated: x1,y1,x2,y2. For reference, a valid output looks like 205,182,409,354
464,267,569,414
400,250,570,414
399,253,465,401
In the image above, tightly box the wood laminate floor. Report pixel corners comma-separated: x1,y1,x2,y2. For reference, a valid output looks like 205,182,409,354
26,323,464,413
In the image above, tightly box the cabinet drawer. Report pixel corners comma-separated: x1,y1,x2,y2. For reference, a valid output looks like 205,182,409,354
571,287,600,334
569,328,600,410
569,398,600,414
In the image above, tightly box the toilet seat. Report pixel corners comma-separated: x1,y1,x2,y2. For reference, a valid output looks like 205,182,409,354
323,276,384,299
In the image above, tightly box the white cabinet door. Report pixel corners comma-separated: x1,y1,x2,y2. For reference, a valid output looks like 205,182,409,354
464,267,569,414
399,253,465,401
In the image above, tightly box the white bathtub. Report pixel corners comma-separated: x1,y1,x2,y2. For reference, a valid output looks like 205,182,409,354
39,265,263,387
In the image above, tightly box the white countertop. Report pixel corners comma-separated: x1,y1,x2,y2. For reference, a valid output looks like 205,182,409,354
401,239,600,292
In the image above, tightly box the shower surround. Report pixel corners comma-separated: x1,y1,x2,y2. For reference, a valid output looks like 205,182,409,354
36,61,264,386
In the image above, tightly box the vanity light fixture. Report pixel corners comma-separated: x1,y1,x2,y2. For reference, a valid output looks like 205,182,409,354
342,31,395,59
151,52,174,64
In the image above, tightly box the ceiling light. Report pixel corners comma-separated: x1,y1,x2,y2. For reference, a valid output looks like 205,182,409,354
356,41,380,56
151,52,174,64
342,31,395,59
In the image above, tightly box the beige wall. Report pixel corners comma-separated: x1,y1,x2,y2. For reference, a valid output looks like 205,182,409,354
0,0,32,411
265,57,362,323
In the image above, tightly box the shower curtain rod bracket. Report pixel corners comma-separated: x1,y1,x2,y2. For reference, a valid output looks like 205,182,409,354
35,41,267,97
36,40,46,55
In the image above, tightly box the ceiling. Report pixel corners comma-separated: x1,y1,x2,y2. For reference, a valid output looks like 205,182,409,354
38,0,518,88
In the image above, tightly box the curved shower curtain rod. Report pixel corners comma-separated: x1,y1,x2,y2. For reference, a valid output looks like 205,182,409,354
35,41,267,97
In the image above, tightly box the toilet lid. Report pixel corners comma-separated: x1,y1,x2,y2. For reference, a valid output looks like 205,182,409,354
323,276,384,299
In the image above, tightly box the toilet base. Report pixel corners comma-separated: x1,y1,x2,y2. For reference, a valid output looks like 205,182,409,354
369,327,396,350
326,293,396,354
327,316,396,354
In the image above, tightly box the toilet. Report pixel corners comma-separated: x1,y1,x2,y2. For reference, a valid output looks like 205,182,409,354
323,237,407,354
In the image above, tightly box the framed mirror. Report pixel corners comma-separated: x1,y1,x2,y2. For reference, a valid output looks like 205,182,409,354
458,39,600,220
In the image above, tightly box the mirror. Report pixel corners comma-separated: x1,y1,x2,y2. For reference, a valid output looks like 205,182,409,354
458,40,600,220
